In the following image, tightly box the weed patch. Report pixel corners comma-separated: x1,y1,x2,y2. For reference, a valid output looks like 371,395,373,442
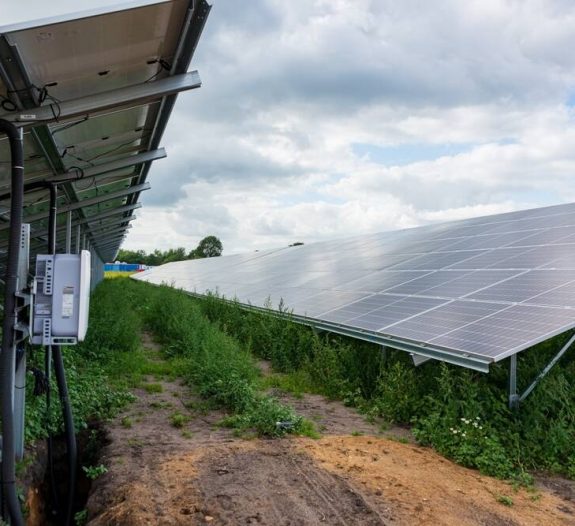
123,282,308,437
143,383,163,394
190,291,575,481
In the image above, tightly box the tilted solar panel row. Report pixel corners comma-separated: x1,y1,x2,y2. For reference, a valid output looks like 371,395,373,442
134,201,575,371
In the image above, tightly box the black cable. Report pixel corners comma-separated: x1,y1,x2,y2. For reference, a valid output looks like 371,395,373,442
5,84,63,124
30,368,48,396
0,119,25,526
47,183,77,526
144,58,172,83
84,136,149,164
53,347,76,526
46,184,59,519
0,97,17,112
52,116,89,136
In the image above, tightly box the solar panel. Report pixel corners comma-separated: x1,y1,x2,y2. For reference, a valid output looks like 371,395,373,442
0,0,211,272
135,201,575,372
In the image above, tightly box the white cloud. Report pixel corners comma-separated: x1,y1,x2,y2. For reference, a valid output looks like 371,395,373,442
4,0,575,256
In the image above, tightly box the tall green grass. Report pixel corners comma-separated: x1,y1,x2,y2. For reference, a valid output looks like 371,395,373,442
139,283,306,436
197,292,575,480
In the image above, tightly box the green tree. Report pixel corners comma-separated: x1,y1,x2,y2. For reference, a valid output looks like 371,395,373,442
112,235,223,266
163,247,187,263
116,249,146,264
194,236,223,258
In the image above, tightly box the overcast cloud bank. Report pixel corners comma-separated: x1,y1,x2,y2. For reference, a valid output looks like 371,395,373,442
4,0,575,254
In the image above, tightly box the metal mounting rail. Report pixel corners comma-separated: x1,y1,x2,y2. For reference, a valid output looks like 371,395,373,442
181,290,493,373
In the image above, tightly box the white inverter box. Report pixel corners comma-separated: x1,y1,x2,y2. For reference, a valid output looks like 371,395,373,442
32,250,91,345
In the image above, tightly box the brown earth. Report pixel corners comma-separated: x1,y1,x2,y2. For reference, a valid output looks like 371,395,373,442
85,336,575,526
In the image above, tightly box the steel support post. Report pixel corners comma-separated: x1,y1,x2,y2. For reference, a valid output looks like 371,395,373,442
519,333,575,403
509,355,519,409
65,211,72,253
75,225,81,254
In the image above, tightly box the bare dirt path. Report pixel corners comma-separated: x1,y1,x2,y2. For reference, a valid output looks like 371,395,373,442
85,336,575,526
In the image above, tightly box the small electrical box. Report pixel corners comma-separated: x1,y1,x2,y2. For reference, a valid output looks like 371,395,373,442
32,251,91,346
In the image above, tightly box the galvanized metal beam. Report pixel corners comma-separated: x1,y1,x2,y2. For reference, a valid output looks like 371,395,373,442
183,291,493,373
65,211,72,252
518,333,575,404
89,225,133,240
0,182,150,230
11,149,166,188
80,203,142,225
84,217,136,235
0,205,140,249
2,72,202,127
128,0,211,206
509,355,519,409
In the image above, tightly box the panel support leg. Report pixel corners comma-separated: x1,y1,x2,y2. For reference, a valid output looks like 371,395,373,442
519,333,575,404
509,355,519,410
381,345,388,362
75,225,81,255
65,211,72,253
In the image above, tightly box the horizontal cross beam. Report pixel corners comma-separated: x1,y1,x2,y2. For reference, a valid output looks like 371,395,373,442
0,182,150,230
1,72,201,127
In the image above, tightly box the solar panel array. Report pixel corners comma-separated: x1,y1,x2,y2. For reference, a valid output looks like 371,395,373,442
0,0,210,279
135,202,575,371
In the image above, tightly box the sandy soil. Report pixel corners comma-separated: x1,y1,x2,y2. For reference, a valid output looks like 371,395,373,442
85,337,575,526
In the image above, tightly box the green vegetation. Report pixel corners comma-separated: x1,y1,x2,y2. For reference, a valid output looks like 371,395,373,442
139,281,310,437
117,235,223,266
25,276,575,485
170,412,188,428
82,464,108,480
496,495,514,507
195,290,575,481
143,383,163,394
24,280,142,443
28,277,309,441
120,416,133,428
74,509,88,526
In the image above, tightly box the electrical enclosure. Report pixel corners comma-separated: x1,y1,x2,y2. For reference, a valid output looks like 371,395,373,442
32,251,91,345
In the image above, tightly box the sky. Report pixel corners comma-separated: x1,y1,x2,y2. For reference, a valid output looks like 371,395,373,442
3,0,575,255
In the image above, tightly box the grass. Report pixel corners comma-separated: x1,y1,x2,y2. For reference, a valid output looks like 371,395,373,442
170,412,188,428
496,495,514,507
149,400,173,410
120,416,133,428
190,289,575,482
143,383,163,394
135,281,312,438
23,279,143,443
258,369,317,399
47,277,575,483
82,464,108,480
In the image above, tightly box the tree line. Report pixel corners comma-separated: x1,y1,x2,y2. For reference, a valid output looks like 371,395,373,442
117,235,223,266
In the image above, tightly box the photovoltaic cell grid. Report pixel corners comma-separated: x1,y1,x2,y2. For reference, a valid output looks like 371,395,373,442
134,202,575,369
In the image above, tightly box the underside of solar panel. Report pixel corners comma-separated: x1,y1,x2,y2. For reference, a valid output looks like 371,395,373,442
0,0,210,272
134,201,575,372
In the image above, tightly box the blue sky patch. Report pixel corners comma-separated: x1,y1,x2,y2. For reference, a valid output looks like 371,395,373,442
352,142,474,166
